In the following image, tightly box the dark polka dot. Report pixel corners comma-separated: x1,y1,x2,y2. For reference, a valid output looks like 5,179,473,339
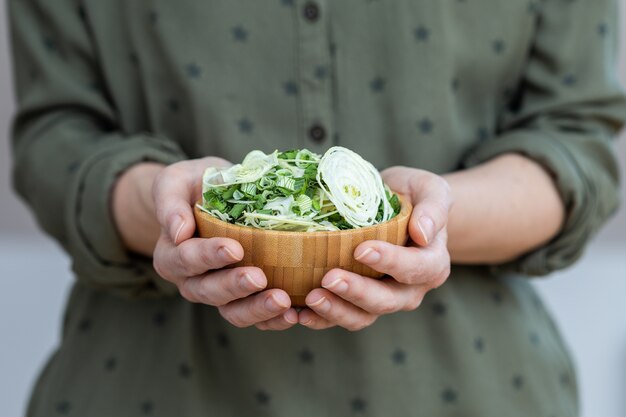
153,311,167,326
299,348,314,364
104,356,117,371
255,390,270,405
314,65,328,80
492,39,506,54
441,388,457,404
476,127,489,141
527,1,540,15
559,372,571,387
451,78,460,92
370,76,385,92
185,63,202,79
179,362,192,378
232,26,249,42
43,36,57,52
78,318,92,332
55,401,71,414
350,397,367,412
67,161,80,174
217,331,231,348
140,401,154,414
512,374,524,390
281,0,294,5
129,52,139,66
391,348,406,364
418,118,434,134
238,118,254,134
529,332,540,346
283,81,299,96
168,99,180,113
474,337,485,353
414,25,430,41
432,301,446,316
491,291,503,304
598,22,608,37
148,11,158,24
562,74,576,86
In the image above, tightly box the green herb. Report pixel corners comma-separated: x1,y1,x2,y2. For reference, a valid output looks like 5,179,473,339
198,147,401,232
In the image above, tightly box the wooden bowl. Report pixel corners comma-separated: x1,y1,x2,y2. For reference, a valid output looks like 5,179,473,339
193,195,412,306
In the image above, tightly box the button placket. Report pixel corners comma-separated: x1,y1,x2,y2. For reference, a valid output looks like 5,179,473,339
294,0,334,152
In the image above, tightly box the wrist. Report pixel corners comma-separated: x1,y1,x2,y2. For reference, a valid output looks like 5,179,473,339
443,153,565,264
112,162,166,256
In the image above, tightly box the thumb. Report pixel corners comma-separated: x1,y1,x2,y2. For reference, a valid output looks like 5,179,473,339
154,156,234,244
407,177,452,247
152,164,198,245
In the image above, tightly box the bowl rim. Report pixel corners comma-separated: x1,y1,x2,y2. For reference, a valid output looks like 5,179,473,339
194,193,413,237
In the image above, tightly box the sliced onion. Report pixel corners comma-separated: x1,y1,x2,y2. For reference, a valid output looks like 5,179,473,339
316,146,393,228
203,150,279,191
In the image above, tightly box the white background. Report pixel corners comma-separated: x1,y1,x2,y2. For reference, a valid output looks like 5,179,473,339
1,2,625,417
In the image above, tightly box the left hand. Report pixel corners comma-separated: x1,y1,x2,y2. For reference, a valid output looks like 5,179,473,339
298,166,453,331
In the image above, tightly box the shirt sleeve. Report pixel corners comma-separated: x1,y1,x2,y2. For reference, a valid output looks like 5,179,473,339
461,0,626,276
8,0,186,297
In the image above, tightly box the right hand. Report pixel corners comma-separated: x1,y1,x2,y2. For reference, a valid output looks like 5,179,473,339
151,157,298,330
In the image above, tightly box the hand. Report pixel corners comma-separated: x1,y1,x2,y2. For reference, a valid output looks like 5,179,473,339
150,157,299,330
298,166,453,331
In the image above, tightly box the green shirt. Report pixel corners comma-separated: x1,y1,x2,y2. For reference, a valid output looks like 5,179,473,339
9,0,625,416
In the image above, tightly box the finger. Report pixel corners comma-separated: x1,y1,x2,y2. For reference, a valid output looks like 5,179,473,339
255,308,299,331
303,289,378,331
353,234,450,286
153,235,244,281
180,266,266,305
153,158,231,244
298,308,336,330
407,176,452,247
218,289,291,328
321,268,424,312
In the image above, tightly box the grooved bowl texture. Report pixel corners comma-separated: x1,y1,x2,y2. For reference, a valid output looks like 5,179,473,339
194,194,412,306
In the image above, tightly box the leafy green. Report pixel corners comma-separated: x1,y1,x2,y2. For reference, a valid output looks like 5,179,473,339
200,148,401,231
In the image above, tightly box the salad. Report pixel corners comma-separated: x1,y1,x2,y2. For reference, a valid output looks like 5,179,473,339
197,146,401,231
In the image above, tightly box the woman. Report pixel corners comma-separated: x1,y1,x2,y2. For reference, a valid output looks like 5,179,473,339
9,0,625,416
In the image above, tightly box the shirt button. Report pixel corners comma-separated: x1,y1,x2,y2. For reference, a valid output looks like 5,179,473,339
303,2,320,22
308,124,326,143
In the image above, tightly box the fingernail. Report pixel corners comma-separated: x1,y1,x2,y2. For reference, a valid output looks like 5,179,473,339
310,296,330,313
417,216,435,245
266,293,289,311
322,278,348,294
301,318,313,326
355,248,381,264
170,216,184,244
218,246,240,262
283,310,298,324
243,273,264,290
